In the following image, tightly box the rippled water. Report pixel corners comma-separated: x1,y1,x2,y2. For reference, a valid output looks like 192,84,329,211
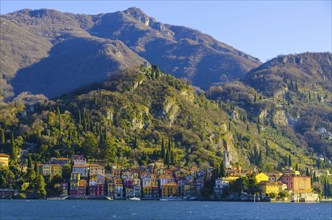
0,200,331,220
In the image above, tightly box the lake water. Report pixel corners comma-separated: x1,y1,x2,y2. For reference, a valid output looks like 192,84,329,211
0,200,331,220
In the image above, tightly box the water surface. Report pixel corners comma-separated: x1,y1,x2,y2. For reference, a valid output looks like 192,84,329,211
1,200,331,220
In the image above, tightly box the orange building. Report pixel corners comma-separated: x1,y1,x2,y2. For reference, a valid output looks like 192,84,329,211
281,175,311,193
161,182,178,197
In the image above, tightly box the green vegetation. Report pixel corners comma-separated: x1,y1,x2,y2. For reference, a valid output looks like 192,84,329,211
0,65,330,196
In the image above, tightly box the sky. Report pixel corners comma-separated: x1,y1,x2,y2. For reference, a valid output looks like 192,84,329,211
1,1,331,62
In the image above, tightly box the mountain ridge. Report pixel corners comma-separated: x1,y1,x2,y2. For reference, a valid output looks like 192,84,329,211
1,7,261,99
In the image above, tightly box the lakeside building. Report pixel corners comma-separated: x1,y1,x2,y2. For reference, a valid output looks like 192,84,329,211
281,175,311,194
258,181,286,195
0,153,9,167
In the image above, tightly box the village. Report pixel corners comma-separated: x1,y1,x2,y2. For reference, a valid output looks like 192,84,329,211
0,150,326,202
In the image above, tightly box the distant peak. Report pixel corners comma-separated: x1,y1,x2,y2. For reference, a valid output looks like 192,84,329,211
123,7,152,25
123,7,147,17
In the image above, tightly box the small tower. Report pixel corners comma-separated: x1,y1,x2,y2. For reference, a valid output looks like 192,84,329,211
223,150,231,169
223,140,231,169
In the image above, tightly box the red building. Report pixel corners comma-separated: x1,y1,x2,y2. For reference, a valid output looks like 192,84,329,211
89,183,105,196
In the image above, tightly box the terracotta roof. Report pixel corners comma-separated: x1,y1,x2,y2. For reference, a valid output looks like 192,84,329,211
159,175,172,179
163,182,177,186
0,153,9,157
55,158,70,161
88,164,104,168
73,165,87,168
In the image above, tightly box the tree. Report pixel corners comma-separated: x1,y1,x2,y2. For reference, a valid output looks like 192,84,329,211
78,109,82,125
62,164,72,180
288,154,292,167
26,155,36,182
269,192,277,199
266,142,270,157
10,132,17,161
34,174,47,197
278,191,288,199
161,138,165,159
164,149,170,167
82,132,98,158
0,166,15,188
219,162,226,177
1,129,5,144
34,160,39,176
306,168,310,176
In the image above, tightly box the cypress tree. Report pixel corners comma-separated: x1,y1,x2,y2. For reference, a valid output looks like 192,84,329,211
10,132,17,161
266,142,270,157
171,142,175,164
161,138,165,158
306,168,310,176
78,109,82,125
165,149,170,167
288,154,292,167
57,107,62,132
26,155,35,181
34,160,39,175
220,162,226,177
1,129,5,144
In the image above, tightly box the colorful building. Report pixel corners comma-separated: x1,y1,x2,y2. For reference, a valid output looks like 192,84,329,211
161,182,178,197
266,171,282,182
77,180,87,196
142,186,152,198
0,153,9,167
255,173,269,184
72,164,88,178
70,173,81,196
51,164,62,177
72,155,86,165
89,164,105,176
159,175,174,188
259,181,284,195
41,164,51,176
281,176,311,193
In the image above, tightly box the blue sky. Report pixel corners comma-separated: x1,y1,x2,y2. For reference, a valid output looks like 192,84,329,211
1,1,331,62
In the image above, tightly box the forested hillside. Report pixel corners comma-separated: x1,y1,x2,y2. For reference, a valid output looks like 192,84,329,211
207,52,332,159
1,66,326,172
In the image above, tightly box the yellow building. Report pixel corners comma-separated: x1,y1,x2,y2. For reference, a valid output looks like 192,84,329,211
255,173,269,184
161,182,177,197
143,186,152,195
70,173,80,189
0,153,9,167
51,164,62,177
151,178,158,187
259,181,283,195
133,178,140,186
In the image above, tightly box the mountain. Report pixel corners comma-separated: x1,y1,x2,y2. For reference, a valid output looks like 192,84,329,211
207,52,332,159
0,66,320,171
89,7,261,87
1,8,260,100
243,52,332,97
